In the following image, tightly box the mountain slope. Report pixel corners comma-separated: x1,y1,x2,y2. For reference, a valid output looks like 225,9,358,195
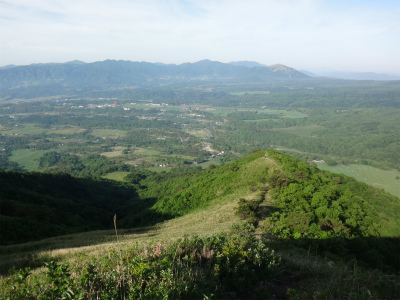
0,60,309,94
269,64,306,78
229,61,266,68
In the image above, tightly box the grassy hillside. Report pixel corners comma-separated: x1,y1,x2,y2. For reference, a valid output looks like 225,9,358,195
1,150,399,299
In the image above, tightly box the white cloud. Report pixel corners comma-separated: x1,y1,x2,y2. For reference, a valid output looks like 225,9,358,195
1,0,399,72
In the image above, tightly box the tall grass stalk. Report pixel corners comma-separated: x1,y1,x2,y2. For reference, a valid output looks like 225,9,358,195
113,214,119,242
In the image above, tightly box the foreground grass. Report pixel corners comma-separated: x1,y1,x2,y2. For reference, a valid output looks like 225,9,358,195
1,196,399,299
2,229,399,299
0,195,253,299
1,229,277,299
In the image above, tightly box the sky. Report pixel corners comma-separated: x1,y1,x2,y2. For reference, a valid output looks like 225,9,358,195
1,0,400,73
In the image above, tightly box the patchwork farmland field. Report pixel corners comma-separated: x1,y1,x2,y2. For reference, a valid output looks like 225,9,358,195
102,171,130,181
9,149,47,171
91,129,127,138
317,163,400,199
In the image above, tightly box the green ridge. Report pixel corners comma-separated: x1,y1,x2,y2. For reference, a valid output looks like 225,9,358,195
1,150,400,299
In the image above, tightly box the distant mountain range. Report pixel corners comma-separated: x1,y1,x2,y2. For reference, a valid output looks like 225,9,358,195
300,69,400,81
0,59,307,92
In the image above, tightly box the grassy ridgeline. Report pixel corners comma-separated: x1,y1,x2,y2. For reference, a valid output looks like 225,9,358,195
1,150,400,299
139,149,400,238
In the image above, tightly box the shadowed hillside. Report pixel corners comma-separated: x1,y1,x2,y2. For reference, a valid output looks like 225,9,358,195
0,170,153,245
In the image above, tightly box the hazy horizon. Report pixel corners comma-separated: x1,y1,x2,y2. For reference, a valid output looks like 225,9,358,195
2,59,400,77
1,0,399,74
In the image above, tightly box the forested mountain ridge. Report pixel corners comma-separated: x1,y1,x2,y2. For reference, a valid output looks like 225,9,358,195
0,59,308,91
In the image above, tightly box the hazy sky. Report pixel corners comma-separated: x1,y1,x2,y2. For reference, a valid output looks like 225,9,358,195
1,0,400,73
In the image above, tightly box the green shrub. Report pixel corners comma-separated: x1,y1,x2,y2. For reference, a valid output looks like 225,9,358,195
0,232,278,300
235,198,261,226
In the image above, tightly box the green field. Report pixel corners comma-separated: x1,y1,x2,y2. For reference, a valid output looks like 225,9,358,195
159,154,196,160
9,149,47,171
133,147,162,156
0,125,46,136
245,117,288,123
198,157,222,169
124,147,163,166
101,146,127,158
102,171,130,181
186,129,209,138
147,166,174,173
204,107,235,116
47,127,86,135
0,125,87,136
273,124,325,137
317,163,400,199
261,109,308,118
208,107,308,118
91,129,127,138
